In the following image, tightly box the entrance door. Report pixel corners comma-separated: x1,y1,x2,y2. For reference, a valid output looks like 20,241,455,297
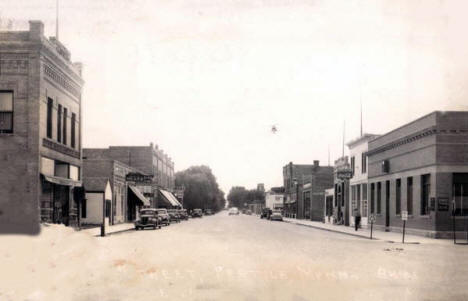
53,185,70,225
385,180,390,228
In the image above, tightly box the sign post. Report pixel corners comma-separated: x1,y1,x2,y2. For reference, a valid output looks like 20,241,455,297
401,210,408,243
369,214,375,240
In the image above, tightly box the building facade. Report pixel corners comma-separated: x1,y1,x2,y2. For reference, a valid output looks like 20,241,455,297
333,156,351,226
347,134,379,228
265,187,284,210
82,143,175,208
283,161,333,220
0,21,84,233
367,111,468,238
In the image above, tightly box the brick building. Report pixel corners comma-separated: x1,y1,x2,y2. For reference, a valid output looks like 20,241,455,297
83,143,175,208
0,21,84,233
283,161,333,220
367,111,468,238
82,158,151,224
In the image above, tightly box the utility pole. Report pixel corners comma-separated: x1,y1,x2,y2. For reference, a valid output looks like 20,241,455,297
56,0,59,40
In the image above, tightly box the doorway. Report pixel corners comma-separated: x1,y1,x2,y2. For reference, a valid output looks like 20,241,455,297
385,180,390,228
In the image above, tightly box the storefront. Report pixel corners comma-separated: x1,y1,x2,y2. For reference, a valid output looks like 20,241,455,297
159,189,183,209
127,185,150,221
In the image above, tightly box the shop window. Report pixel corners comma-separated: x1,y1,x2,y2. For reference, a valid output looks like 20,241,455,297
377,182,381,214
421,174,431,215
396,179,401,215
0,91,13,133
407,177,413,215
453,173,468,215
47,98,53,138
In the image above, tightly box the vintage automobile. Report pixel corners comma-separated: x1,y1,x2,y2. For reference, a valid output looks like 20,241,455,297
135,208,161,230
167,209,181,223
204,209,213,215
191,208,203,218
155,208,171,226
228,207,239,215
260,208,272,219
178,209,189,220
245,209,252,215
269,210,283,222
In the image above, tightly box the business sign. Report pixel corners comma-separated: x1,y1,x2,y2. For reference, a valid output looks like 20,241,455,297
126,172,153,183
401,210,408,221
438,197,449,211
336,168,353,180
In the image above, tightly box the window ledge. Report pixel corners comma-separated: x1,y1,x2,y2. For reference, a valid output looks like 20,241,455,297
0,133,14,136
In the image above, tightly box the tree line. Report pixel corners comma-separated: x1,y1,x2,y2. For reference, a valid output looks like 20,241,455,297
175,165,226,211
227,186,265,209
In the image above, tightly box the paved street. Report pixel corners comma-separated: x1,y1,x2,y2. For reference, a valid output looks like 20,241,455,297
1,212,467,301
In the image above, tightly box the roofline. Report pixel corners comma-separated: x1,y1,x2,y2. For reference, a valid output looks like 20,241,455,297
346,133,380,148
369,111,443,144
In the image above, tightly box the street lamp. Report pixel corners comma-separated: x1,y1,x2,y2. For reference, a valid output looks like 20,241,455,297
293,178,298,219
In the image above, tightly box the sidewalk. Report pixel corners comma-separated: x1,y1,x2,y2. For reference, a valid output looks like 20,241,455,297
80,223,135,237
283,217,452,245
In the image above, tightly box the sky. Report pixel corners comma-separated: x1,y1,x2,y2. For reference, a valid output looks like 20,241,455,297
1,0,468,194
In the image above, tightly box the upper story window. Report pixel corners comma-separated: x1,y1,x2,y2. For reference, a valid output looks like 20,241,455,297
57,104,62,143
0,91,13,134
361,153,367,174
62,107,67,145
47,98,53,138
71,113,76,148
351,156,355,176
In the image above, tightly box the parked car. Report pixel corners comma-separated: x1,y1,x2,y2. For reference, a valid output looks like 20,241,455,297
135,208,161,230
178,209,189,220
167,209,181,223
269,210,283,221
245,209,252,215
204,209,213,215
192,208,203,218
260,208,272,219
228,207,239,215
155,208,171,226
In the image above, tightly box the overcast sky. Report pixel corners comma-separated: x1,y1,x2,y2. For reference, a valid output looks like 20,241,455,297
2,0,468,194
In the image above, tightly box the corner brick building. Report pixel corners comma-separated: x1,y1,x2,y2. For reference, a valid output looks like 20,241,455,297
367,111,468,238
0,21,84,233
283,161,333,220
83,143,175,208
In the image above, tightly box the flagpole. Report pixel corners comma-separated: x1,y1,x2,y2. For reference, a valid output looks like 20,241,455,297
56,0,59,40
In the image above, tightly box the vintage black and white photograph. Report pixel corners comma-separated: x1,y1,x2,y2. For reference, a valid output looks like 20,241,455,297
0,0,468,300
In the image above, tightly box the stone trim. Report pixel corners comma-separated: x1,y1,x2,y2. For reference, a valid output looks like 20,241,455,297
43,64,81,99
42,138,80,159
367,126,437,156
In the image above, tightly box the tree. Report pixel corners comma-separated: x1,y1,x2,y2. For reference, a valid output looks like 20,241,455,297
227,186,265,208
175,166,226,211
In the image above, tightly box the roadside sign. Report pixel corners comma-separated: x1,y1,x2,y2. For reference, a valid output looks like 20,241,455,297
402,211,408,221
369,214,376,223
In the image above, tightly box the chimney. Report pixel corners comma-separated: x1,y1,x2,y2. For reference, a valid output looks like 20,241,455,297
150,142,154,149
314,160,319,167
29,20,44,41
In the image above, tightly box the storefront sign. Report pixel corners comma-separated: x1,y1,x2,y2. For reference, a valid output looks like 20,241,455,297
438,198,449,211
401,210,408,221
336,169,353,180
126,172,153,183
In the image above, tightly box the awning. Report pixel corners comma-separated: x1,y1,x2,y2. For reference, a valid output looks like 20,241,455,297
41,174,82,187
159,189,182,207
128,185,150,206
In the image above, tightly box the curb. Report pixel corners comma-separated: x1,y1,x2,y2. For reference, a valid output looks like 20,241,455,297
284,220,378,240
89,227,135,237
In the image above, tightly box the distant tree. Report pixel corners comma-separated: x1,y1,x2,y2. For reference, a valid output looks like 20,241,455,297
227,186,265,208
175,166,225,211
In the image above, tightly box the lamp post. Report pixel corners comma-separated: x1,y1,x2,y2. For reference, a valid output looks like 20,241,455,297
293,178,298,219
